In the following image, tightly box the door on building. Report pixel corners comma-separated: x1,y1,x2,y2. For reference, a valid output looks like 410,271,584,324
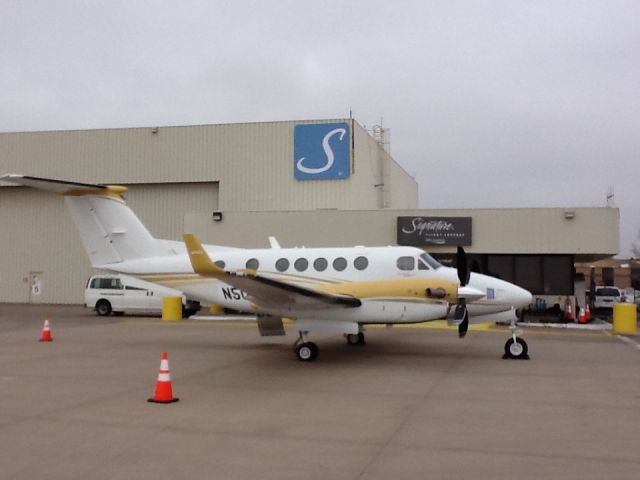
28,271,44,304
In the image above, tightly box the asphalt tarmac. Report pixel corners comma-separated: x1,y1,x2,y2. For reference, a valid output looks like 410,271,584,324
1,304,639,480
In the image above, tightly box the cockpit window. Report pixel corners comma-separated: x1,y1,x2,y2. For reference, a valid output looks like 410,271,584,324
420,253,442,269
397,256,415,271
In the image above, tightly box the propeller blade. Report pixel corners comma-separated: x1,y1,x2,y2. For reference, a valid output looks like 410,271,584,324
452,298,466,323
456,246,470,286
458,311,469,338
452,298,469,338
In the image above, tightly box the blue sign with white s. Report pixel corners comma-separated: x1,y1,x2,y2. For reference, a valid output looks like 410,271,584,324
294,123,351,180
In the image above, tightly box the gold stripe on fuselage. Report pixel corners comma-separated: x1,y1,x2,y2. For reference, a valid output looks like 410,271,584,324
138,273,459,304
320,277,458,302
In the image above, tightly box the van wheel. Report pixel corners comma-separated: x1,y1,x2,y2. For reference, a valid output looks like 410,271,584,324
96,300,112,316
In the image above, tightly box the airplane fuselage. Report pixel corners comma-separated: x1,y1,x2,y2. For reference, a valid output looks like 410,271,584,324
103,243,532,326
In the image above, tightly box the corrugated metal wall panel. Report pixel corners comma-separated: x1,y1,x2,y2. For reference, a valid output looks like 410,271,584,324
1,119,414,213
350,122,387,209
0,188,92,304
123,183,218,240
0,183,219,303
185,208,620,254
389,160,419,208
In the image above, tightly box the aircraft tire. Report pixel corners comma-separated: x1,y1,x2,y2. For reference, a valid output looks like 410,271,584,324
346,332,366,346
96,300,112,316
296,342,319,361
504,337,529,360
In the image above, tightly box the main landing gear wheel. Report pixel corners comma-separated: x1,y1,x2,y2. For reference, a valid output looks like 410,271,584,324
346,332,366,346
503,337,529,360
296,342,319,362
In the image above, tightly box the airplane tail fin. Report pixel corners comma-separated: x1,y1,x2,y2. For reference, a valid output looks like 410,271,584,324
0,174,167,267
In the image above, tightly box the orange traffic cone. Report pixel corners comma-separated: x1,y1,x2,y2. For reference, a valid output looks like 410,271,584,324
148,352,179,403
39,318,53,342
585,303,592,321
565,302,574,322
578,307,587,324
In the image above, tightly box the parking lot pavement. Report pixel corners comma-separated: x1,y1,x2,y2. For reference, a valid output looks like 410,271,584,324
1,304,640,480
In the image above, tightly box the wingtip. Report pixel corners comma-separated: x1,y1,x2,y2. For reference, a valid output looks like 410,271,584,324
183,233,225,276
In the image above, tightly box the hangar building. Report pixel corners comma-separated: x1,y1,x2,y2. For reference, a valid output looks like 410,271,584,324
0,118,619,307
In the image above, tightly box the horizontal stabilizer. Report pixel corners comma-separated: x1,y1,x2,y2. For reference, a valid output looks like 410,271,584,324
2,173,165,266
0,174,126,197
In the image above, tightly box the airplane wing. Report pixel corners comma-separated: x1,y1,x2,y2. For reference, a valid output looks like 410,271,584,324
184,234,361,310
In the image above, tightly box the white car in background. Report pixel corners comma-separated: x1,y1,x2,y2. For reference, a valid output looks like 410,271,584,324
593,286,624,310
85,274,200,317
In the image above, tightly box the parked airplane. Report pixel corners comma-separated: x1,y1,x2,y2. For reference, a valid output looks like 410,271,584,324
1,174,533,361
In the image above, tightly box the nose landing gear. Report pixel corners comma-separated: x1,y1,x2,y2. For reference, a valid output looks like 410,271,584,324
503,316,529,360
294,331,319,362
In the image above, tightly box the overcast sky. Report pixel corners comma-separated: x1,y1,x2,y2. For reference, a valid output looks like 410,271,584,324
1,1,639,256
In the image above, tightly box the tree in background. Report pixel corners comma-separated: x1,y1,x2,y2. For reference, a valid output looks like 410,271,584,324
632,229,640,259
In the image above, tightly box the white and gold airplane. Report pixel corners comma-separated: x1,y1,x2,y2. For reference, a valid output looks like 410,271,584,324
1,174,533,361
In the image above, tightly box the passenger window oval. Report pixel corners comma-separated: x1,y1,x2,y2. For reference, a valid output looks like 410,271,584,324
314,258,328,271
354,256,368,271
215,260,226,269
246,258,259,270
294,258,308,272
275,258,290,272
333,257,348,271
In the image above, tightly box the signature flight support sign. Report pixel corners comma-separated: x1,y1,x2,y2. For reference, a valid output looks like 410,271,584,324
397,216,472,246
294,123,351,180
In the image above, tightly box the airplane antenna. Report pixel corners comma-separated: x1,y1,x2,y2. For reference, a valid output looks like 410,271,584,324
268,236,281,249
606,185,616,208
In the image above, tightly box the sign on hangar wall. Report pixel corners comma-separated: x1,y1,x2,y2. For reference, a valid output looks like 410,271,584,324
294,123,351,180
397,216,473,246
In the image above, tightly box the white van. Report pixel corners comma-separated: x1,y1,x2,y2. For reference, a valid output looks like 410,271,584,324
85,274,200,317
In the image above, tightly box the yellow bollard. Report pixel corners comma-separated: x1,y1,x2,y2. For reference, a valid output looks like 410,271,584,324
162,296,183,321
209,304,224,314
613,303,637,334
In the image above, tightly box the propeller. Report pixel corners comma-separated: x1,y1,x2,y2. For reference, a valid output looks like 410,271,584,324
456,246,470,286
455,246,470,338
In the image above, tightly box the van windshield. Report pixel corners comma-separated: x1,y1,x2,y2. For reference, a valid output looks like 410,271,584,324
596,288,620,297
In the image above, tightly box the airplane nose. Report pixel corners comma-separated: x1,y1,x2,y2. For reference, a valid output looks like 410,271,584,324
512,286,533,308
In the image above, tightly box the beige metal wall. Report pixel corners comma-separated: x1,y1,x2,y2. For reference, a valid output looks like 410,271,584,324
124,183,218,240
388,156,419,209
184,207,619,257
0,119,418,212
0,187,89,304
0,183,219,304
